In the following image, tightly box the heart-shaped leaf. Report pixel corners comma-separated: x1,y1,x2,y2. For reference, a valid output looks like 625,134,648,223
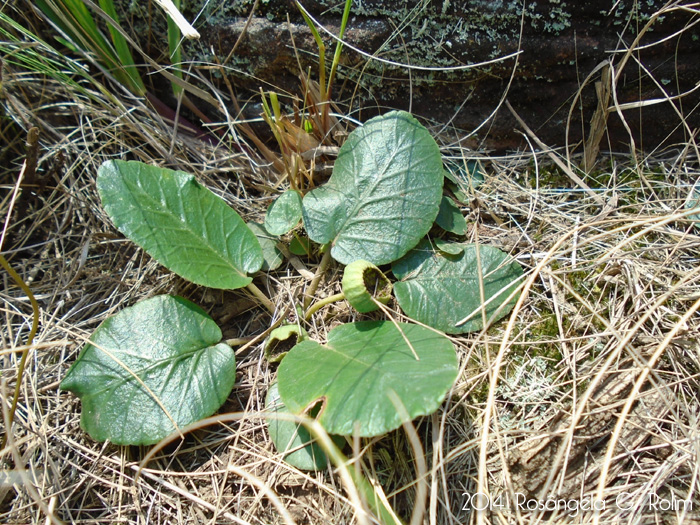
435,196,467,235
97,160,263,290
264,190,303,235
277,321,458,437
60,295,236,445
392,240,524,334
248,222,283,271
266,382,344,470
302,111,444,265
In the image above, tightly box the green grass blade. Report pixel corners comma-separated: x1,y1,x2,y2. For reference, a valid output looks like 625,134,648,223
34,0,145,94
0,12,104,101
97,0,145,94
328,0,352,95
296,0,326,99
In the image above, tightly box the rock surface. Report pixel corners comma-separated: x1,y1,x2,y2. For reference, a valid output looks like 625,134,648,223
189,0,699,153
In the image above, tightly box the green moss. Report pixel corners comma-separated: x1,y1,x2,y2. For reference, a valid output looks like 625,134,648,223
527,165,575,188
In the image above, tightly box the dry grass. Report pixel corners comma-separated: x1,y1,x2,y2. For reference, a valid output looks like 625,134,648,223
2,1,700,524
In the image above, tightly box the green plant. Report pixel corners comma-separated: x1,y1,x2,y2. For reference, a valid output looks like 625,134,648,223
33,0,213,137
61,110,524,521
34,0,146,95
258,0,354,188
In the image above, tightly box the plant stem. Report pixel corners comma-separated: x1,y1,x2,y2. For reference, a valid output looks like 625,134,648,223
0,254,39,452
303,244,332,309
245,281,276,314
327,0,353,99
305,292,345,321
224,336,255,346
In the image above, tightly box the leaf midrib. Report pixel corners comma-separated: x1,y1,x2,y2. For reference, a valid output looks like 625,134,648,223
118,171,251,280
83,343,221,397
330,127,433,245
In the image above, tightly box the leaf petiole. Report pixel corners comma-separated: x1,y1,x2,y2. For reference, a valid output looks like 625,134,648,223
304,292,345,321
303,243,332,309
245,281,276,314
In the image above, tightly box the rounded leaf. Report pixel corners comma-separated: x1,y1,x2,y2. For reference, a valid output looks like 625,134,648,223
302,111,444,265
393,240,524,334
97,160,263,290
266,383,343,470
277,321,458,437
60,295,236,445
264,190,303,235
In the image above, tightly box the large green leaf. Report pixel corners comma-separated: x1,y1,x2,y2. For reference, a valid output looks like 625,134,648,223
302,111,444,265
97,160,263,289
264,190,303,235
266,382,344,471
392,240,524,334
61,295,236,445
277,321,458,437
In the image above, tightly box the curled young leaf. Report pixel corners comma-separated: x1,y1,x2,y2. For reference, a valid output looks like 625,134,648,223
342,260,392,313
264,324,308,363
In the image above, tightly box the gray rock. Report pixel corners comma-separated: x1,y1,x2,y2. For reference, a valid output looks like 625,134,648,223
190,0,699,152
